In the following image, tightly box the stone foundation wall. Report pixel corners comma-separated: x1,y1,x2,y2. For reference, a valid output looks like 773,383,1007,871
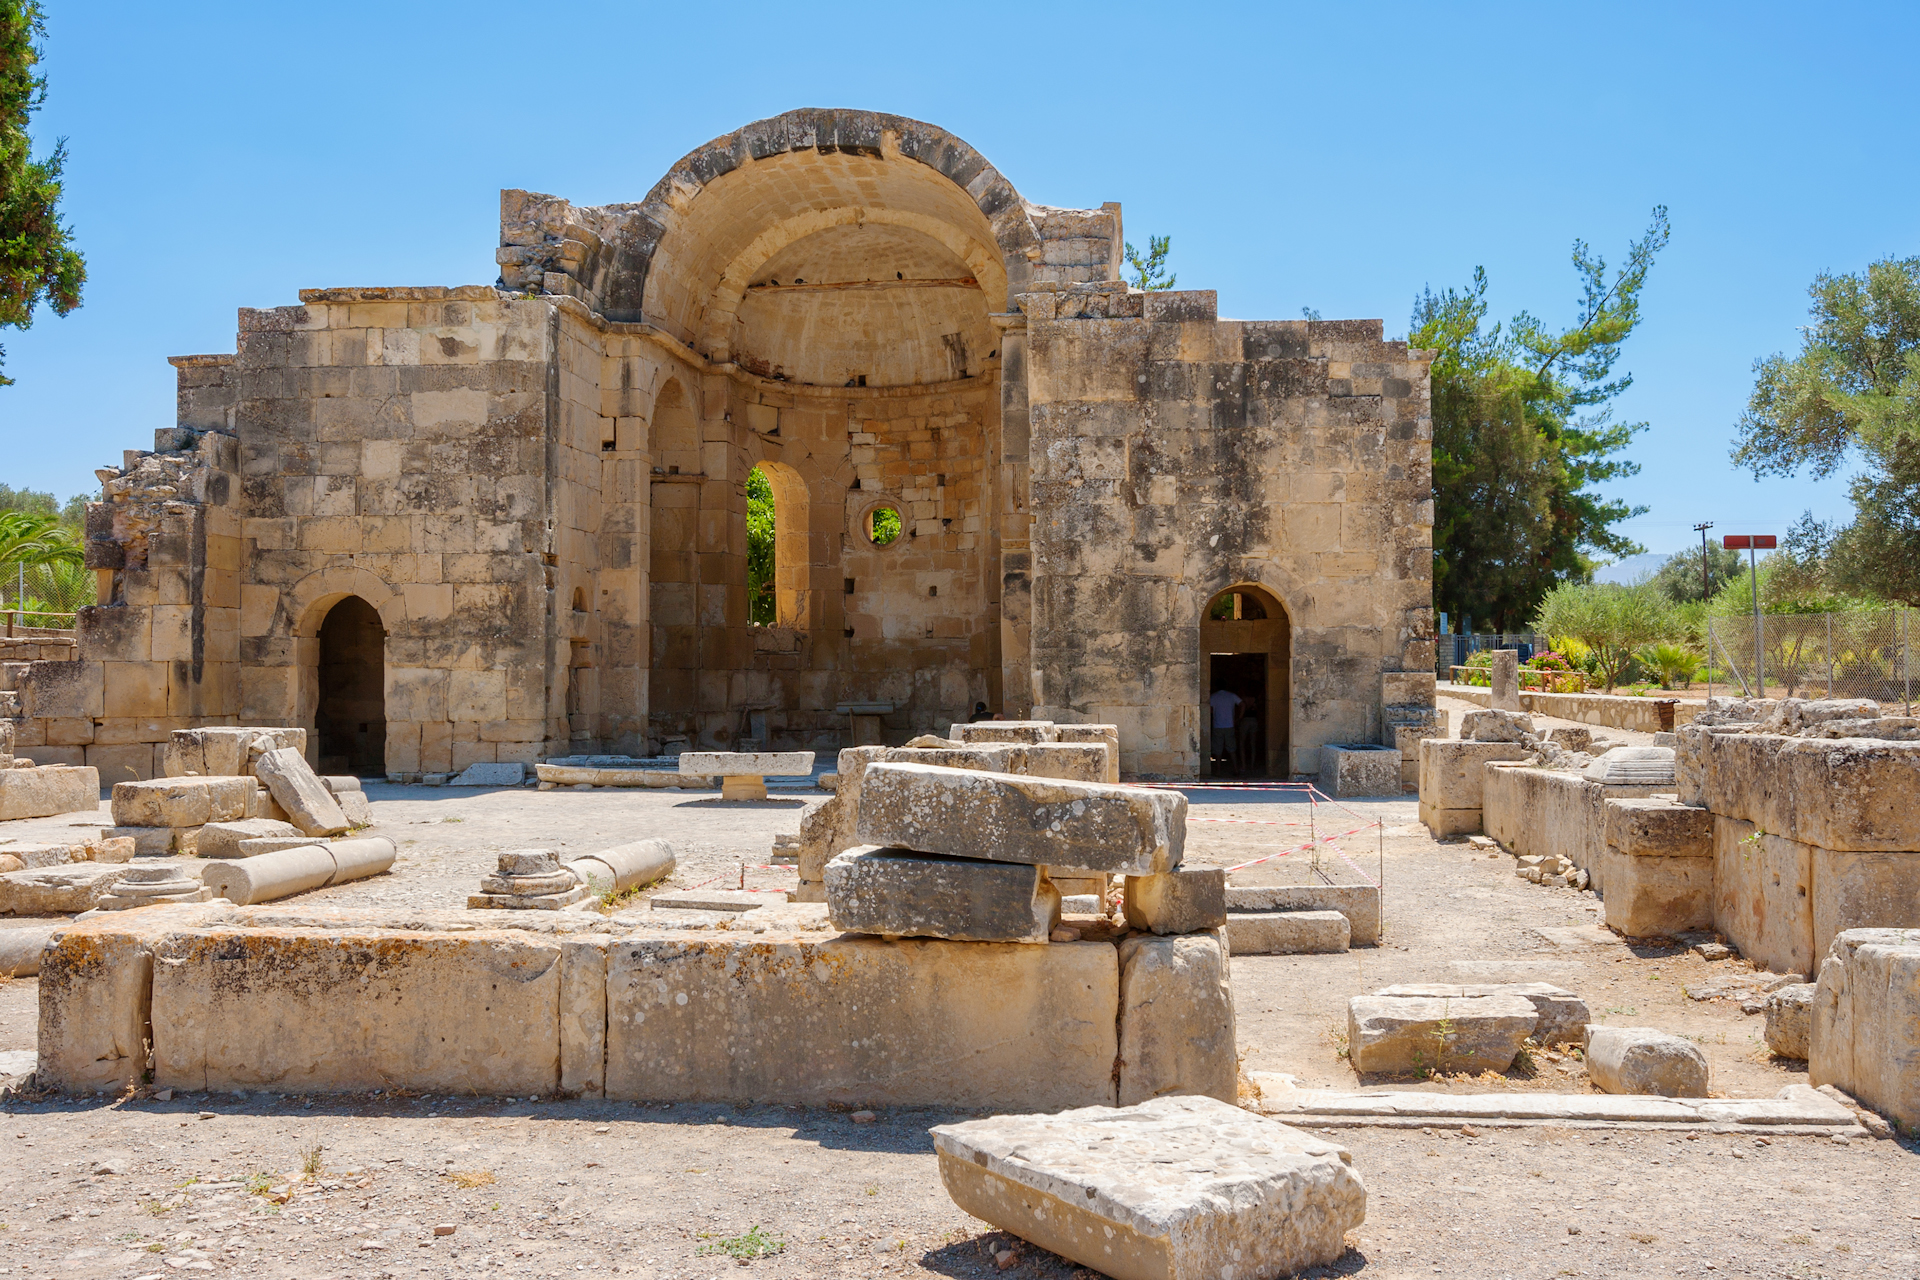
1440,684,1699,733
1479,765,1662,892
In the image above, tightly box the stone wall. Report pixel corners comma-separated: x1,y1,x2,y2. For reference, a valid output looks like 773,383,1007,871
1025,288,1434,777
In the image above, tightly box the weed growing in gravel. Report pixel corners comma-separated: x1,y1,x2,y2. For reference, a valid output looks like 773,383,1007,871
301,1145,324,1178
1324,1021,1350,1060
697,1226,784,1259
1628,1232,1658,1244
445,1169,495,1190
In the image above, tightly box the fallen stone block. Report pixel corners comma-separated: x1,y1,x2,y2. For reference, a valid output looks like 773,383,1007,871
101,825,199,856
651,889,782,912
1766,983,1815,1059
947,720,1055,745
826,847,1060,943
253,747,350,837
449,762,525,787
855,762,1185,875
1584,746,1677,786
564,839,674,893
605,932,1119,1109
1347,994,1537,1075
150,926,565,1095
335,789,373,827
91,835,135,863
1461,708,1532,742
1123,867,1226,936
195,818,303,861
469,849,589,910
1583,1025,1710,1097
1117,931,1236,1105
163,727,303,779
0,922,58,976
320,776,363,794
1226,910,1350,955
0,763,99,821
1223,884,1382,945
0,864,130,916
930,1095,1366,1280
200,846,336,906
0,841,82,869
111,775,251,828
1049,724,1121,784
246,786,290,821
1319,743,1402,798
1374,983,1589,1046
1601,797,1714,938
533,764,710,788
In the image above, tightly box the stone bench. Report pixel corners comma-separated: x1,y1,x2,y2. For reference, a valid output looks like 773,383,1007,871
677,751,815,801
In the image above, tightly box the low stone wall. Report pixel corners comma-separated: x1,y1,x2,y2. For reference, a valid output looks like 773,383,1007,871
1441,683,1700,733
37,903,1234,1109
0,632,77,664
1811,928,1920,1132
1479,765,1663,892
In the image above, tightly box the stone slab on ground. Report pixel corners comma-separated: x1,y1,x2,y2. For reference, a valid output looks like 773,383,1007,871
854,762,1185,875
1584,1025,1711,1097
1347,994,1538,1075
533,764,713,788
195,818,302,861
0,863,133,915
650,889,786,913
1224,884,1382,945
253,748,350,837
1448,958,1591,985
605,933,1120,1110
0,921,59,975
677,751,814,777
1226,910,1351,955
825,847,1060,943
1122,867,1225,936
930,1095,1365,1280
1766,983,1814,1059
449,762,526,786
0,764,99,821
109,775,251,828
1373,982,1589,1046
1249,1075,1860,1130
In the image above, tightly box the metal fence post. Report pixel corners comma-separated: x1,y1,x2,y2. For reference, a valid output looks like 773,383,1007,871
1826,613,1834,698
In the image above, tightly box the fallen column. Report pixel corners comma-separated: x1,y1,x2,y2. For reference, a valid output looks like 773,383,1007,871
564,838,674,894
200,847,337,907
1583,1025,1710,1097
930,1095,1366,1280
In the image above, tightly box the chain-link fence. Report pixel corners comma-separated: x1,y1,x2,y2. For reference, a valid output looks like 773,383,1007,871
1706,609,1916,711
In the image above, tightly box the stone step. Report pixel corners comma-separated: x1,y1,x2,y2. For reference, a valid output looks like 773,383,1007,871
1225,910,1350,955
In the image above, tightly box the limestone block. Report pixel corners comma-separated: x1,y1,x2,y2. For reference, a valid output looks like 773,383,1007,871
1489,650,1520,711
1225,910,1351,955
1,841,80,869
1381,671,1437,706
1547,726,1593,752
1373,983,1588,1045
91,835,135,863
1713,816,1814,977
102,825,199,856
1123,867,1226,936
247,787,291,821
559,935,609,1098
651,889,771,912
1318,744,1401,798
677,751,813,777
930,1096,1365,1280
1347,994,1537,1075
110,775,251,827
1811,847,1920,963
1416,799,1486,838
1050,724,1120,783
0,764,100,820
1116,930,1236,1105
826,847,1061,943
565,839,674,893
1604,797,1711,858
1602,851,1715,938
336,788,373,827
1583,1025,1710,1097
1583,746,1676,787
1809,928,1920,1129
0,864,127,915
0,921,57,976
320,776,363,794
1223,884,1382,946
150,926,564,1094
195,818,302,861
855,763,1185,875
1460,709,1532,743
948,721,1054,745
325,837,397,884
253,747,350,836
1418,739,1530,811
604,933,1119,1110
449,762,525,786
1766,984,1815,1059
199,846,335,906
1698,734,1920,851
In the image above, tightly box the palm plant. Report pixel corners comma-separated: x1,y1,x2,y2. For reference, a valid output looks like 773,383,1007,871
1639,642,1701,690
0,511,83,620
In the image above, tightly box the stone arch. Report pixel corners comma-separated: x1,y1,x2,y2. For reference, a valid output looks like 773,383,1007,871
652,377,699,475
286,566,406,638
749,459,811,629
1199,581,1293,778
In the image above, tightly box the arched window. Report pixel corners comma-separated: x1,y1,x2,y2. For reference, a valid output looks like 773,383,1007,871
748,465,775,626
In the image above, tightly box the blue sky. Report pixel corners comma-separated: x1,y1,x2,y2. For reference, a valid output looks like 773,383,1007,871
4,1,1917,563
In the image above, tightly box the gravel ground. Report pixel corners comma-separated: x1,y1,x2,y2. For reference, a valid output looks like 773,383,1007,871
2,769,1917,1278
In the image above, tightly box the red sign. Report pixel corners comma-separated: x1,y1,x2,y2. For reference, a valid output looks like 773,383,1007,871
1723,535,1778,550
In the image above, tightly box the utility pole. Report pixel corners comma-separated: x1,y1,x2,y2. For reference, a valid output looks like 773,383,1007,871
1694,522,1714,700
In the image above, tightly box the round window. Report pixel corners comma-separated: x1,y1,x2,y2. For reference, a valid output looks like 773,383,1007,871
867,505,903,546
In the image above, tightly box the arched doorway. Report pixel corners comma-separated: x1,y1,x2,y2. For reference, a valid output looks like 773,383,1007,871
1200,585,1291,778
315,596,386,776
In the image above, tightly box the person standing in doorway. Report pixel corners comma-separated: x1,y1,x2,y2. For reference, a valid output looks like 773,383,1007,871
1208,686,1243,776
1236,689,1262,777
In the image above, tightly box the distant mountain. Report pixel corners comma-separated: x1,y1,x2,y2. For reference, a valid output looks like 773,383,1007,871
1592,551,1668,585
